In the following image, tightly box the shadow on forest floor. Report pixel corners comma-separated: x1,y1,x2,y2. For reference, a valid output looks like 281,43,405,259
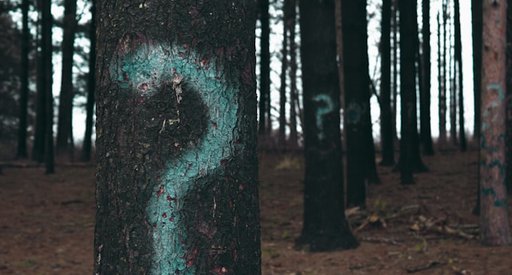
1,149,512,274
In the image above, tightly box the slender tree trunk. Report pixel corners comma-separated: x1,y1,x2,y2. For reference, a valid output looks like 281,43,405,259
259,0,270,136
94,1,261,273
278,0,289,147
479,0,511,246
288,0,298,150
454,0,466,151
42,0,54,174
439,0,448,145
17,0,30,159
392,0,398,145
32,6,46,163
380,0,394,166
449,6,458,146
56,0,77,160
420,0,434,155
296,0,358,251
81,0,96,162
472,0,482,141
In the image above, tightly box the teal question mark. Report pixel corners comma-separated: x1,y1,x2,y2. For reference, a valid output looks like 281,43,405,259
312,94,335,140
113,36,238,274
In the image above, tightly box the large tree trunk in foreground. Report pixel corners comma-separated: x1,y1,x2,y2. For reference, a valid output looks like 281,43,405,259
80,0,96,162
17,0,30,159
94,1,261,273
479,0,511,246
296,0,358,251
56,0,77,160
507,0,512,193
472,0,482,142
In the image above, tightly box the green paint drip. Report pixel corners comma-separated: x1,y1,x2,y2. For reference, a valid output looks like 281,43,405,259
112,40,238,274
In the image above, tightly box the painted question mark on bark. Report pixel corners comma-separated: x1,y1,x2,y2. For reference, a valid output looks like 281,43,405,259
112,34,238,274
312,94,335,140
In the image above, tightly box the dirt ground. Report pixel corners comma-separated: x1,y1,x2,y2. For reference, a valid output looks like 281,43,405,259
1,150,512,274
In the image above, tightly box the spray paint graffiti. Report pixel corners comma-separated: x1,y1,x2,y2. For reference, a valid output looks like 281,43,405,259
112,34,238,274
312,94,335,140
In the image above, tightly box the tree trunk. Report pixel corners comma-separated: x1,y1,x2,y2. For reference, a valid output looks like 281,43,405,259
296,0,358,251
288,0,298,150
454,0,466,151
479,0,511,246
259,0,270,136
449,6,458,147
42,0,54,174
17,0,29,159
439,0,448,145
278,0,289,148
392,0,398,145
420,0,434,155
380,0,394,166
56,0,77,160
32,5,46,163
343,0,375,207
398,0,416,184
94,1,261,273
472,0,482,142
81,0,96,162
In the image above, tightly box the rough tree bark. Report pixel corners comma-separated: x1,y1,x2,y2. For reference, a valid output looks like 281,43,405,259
296,0,358,251
56,0,78,159
16,0,29,159
420,0,434,155
259,0,271,136
507,0,512,194
94,1,261,273
80,0,96,162
479,0,511,246
380,0,395,166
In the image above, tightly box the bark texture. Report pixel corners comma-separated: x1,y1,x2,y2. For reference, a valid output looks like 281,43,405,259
420,0,434,155
94,1,261,273
479,0,511,246
259,0,271,136
297,0,358,251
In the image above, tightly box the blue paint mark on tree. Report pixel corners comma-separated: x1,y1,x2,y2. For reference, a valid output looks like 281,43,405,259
312,94,335,140
112,35,238,274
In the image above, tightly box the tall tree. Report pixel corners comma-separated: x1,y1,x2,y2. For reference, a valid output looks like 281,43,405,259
472,0,482,141
278,0,290,147
439,0,448,145
81,0,96,162
398,0,417,184
288,0,299,150
16,0,29,158
32,4,46,163
94,1,261,273
391,0,398,144
380,0,395,166
343,0,378,207
454,0,466,151
42,0,54,174
448,5,458,146
259,0,271,136
296,0,358,250
419,0,434,155
56,0,78,159
479,0,511,246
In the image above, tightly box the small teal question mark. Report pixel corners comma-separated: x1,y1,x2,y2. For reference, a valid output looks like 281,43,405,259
112,36,238,274
312,94,335,140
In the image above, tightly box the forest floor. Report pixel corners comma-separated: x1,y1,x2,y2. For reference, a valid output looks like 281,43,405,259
1,148,512,274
